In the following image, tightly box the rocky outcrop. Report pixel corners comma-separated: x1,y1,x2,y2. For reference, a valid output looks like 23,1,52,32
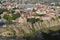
0,19,60,37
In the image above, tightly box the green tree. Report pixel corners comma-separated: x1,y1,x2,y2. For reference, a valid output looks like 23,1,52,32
36,13,45,17
12,13,20,20
3,14,13,24
27,18,36,32
3,13,20,24
0,8,8,14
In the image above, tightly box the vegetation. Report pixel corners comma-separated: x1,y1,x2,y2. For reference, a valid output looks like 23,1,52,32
12,13,20,20
0,20,60,40
27,18,43,23
13,7,19,10
42,30,60,40
27,18,36,23
36,14,45,16
0,8,8,14
3,13,20,24
58,16,60,18
3,14,13,24
23,33,35,40
55,3,60,6
22,26,60,40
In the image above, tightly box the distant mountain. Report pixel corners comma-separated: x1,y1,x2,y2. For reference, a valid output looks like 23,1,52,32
0,0,60,4
42,0,60,2
26,0,60,3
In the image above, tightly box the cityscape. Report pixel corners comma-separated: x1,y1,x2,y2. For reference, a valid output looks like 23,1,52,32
0,0,60,40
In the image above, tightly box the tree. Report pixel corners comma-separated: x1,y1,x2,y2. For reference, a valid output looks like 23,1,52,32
12,13,20,20
3,13,20,24
27,17,43,31
36,14,45,17
0,1,1,4
3,14,13,24
55,3,60,6
0,8,8,14
27,18,36,31
13,7,19,10
27,18,36,24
